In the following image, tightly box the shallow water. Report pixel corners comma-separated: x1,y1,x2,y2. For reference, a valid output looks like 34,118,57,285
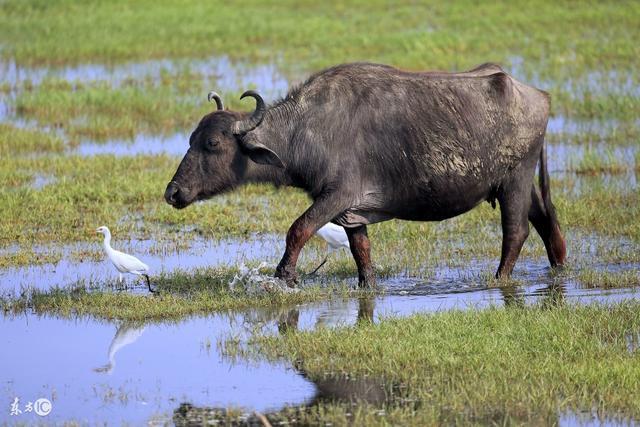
61,130,639,200
30,173,56,190
73,132,188,157
2,273,639,424
0,56,290,100
559,410,638,427
2,228,638,294
0,314,315,424
1,233,639,423
0,234,283,293
547,142,638,173
546,115,629,137
508,56,640,99
0,56,290,136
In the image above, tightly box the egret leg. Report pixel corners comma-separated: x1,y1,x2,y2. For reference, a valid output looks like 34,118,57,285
142,274,156,294
119,273,123,284
309,256,329,276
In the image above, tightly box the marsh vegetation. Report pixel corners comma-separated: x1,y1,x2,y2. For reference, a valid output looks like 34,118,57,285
1,0,639,424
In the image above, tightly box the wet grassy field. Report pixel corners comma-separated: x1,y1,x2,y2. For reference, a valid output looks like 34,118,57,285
1,0,639,424
247,303,640,425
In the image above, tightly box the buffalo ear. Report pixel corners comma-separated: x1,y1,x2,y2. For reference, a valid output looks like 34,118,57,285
240,139,285,168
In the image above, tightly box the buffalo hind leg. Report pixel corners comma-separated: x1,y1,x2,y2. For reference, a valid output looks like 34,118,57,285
345,225,376,288
528,186,566,267
496,177,532,278
276,197,344,287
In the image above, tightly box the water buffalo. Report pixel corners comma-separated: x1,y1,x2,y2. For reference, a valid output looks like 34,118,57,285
165,62,566,288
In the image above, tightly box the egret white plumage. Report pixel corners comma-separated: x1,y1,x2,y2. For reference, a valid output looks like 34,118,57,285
311,223,350,275
96,226,154,293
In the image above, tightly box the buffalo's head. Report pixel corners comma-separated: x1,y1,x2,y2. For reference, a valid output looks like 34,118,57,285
164,91,284,209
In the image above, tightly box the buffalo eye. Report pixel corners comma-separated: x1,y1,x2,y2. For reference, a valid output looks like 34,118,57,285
206,137,220,150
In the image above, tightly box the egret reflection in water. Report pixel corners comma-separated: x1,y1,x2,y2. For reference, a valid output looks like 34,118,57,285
94,321,146,374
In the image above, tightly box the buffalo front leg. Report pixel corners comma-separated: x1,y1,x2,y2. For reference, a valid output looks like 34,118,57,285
276,198,343,287
345,225,376,288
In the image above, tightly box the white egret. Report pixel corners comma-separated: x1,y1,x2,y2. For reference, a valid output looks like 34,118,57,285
310,223,350,275
96,226,154,293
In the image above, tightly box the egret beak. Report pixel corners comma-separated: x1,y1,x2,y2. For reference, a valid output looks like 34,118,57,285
95,228,101,234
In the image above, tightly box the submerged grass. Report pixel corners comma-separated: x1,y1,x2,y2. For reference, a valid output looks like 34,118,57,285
0,3,638,425
567,146,636,175
248,302,640,425
0,248,62,269
7,72,639,142
0,266,350,321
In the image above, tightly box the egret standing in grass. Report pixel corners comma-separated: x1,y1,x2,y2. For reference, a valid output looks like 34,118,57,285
310,223,350,275
96,226,154,293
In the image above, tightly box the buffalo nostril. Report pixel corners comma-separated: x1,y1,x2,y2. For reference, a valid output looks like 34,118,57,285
164,183,180,204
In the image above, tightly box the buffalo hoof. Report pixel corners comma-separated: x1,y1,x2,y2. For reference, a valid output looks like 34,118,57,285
357,269,377,289
358,276,377,289
275,265,298,288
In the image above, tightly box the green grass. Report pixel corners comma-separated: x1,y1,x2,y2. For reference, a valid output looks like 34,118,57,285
0,123,66,155
555,184,640,239
12,78,250,141
1,142,639,270
0,4,638,425
7,73,640,142
0,153,182,246
0,1,638,141
578,269,640,289
1,1,638,75
240,302,640,425
553,91,640,121
0,248,62,269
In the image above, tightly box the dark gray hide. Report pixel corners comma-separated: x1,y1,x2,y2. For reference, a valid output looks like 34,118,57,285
166,62,566,287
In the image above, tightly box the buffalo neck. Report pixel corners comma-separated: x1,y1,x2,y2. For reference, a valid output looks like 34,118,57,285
243,103,301,189
244,160,291,187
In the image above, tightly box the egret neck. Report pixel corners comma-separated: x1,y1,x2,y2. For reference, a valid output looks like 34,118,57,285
101,228,115,255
